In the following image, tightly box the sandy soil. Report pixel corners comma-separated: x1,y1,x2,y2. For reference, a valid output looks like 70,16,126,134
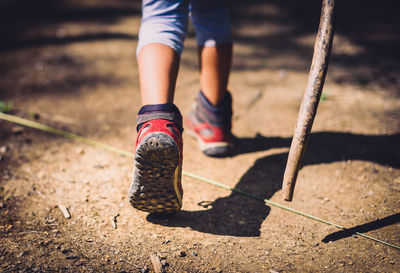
1,0,399,272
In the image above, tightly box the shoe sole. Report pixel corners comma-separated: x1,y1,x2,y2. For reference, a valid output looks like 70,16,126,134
186,126,232,157
129,132,182,213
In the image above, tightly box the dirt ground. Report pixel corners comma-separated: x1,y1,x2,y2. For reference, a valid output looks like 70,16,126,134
1,0,399,272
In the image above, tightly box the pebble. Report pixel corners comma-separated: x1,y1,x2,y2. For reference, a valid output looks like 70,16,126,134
75,261,85,266
192,252,198,256
367,190,374,196
61,248,71,254
16,251,28,258
177,250,186,257
34,62,44,71
0,146,7,154
11,126,24,134
31,113,40,120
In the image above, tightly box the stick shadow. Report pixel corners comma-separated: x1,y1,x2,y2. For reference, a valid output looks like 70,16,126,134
148,132,400,237
322,213,400,243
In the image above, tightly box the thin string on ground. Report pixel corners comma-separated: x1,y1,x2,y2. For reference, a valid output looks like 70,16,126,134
1,112,399,250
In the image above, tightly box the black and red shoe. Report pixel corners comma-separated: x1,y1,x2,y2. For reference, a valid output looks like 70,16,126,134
129,107,183,213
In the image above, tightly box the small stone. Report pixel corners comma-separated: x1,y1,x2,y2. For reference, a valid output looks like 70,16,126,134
16,251,28,258
192,252,198,256
177,250,186,257
66,256,79,260
75,261,84,266
278,69,287,79
138,267,149,273
34,62,44,71
161,260,169,267
313,243,319,247
31,113,40,120
269,270,280,273
37,171,46,179
0,146,7,154
11,126,24,134
389,261,395,265
76,148,85,155
57,28,67,38
61,248,71,254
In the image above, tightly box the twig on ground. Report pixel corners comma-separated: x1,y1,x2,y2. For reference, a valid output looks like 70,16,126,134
58,205,71,219
110,213,120,229
150,254,165,273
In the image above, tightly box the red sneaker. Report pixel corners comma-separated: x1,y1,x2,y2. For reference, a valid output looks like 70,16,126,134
129,119,183,213
186,92,233,157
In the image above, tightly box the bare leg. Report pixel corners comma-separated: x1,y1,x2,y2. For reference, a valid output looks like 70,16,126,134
198,43,232,106
138,43,180,105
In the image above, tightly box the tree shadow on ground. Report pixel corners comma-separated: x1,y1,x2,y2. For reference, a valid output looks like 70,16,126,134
147,132,400,236
2,0,399,100
0,0,141,99
0,0,140,51
228,0,400,94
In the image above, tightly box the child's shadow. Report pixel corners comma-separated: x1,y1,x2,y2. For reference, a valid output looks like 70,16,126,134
147,152,287,236
147,132,400,237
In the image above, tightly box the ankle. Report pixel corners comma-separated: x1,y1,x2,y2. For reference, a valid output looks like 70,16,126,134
197,90,232,125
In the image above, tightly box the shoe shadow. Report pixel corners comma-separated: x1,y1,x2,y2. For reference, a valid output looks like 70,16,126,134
147,132,400,237
148,152,286,236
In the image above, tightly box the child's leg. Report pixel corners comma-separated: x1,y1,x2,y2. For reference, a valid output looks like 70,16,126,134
130,0,189,213
138,44,180,105
198,44,232,106
186,1,234,157
190,0,232,106
136,0,189,105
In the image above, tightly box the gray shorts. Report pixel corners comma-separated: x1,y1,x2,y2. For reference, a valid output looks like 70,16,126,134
137,0,232,56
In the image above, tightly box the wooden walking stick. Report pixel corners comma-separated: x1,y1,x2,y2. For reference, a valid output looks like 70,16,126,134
282,0,335,201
